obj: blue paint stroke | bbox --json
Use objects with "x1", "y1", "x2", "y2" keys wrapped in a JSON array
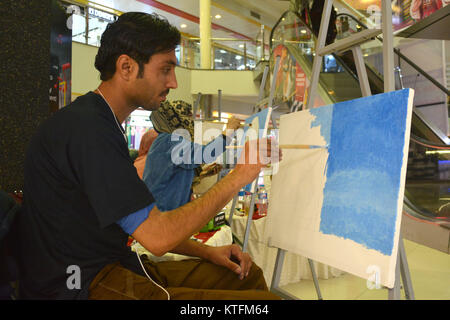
[
  {"x1": 309, "y1": 106, "x2": 333, "y2": 176},
  {"x1": 310, "y1": 105, "x2": 333, "y2": 145},
  {"x1": 309, "y1": 144, "x2": 329, "y2": 149},
  {"x1": 319, "y1": 89, "x2": 411, "y2": 256}
]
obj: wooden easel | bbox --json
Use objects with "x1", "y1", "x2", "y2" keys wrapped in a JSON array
[
  {"x1": 269, "y1": 0, "x2": 415, "y2": 300},
  {"x1": 225, "y1": 55, "x2": 324, "y2": 298}
]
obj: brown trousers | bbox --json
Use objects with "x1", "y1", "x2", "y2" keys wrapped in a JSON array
[{"x1": 88, "y1": 256, "x2": 281, "y2": 300}]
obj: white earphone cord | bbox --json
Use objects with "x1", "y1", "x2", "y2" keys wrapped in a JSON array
[
  {"x1": 136, "y1": 252, "x2": 170, "y2": 300},
  {"x1": 96, "y1": 88, "x2": 128, "y2": 143}
]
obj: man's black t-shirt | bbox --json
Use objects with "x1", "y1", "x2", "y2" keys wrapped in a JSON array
[{"x1": 17, "y1": 92, "x2": 154, "y2": 299}]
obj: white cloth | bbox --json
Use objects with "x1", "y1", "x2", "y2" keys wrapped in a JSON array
[{"x1": 230, "y1": 215, "x2": 345, "y2": 287}]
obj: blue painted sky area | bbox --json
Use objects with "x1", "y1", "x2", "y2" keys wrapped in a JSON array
[
  {"x1": 318, "y1": 89, "x2": 411, "y2": 256},
  {"x1": 310, "y1": 105, "x2": 333, "y2": 145}
]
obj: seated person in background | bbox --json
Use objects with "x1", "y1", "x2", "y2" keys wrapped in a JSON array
[
  {"x1": 143, "y1": 100, "x2": 241, "y2": 211},
  {"x1": 134, "y1": 129, "x2": 158, "y2": 179}
]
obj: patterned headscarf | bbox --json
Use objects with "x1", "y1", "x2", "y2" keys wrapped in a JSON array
[{"x1": 150, "y1": 100, "x2": 194, "y2": 139}]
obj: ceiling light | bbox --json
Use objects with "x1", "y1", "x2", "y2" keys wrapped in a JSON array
[
  {"x1": 426, "y1": 150, "x2": 450, "y2": 155},
  {"x1": 235, "y1": 55, "x2": 242, "y2": 60},
  {"x1": 239, "y1": 44, "x2": 244, "y2": 48},
  {"x1": 180, "y1": 24, "x2": 187, "y2": 28},
  {"x1": 215, "y1": 14, "x2": 221, "y2": 19},
  {"x1": 300, "y1": 29, "x2": 307, "y2": 34},
  {"x1": 220, "y1": 49, "x2": 226, "y2": 54}
]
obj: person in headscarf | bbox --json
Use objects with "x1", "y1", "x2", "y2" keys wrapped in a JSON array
[
  {"x1": 143, "y1": 100, "x2": 240, "y2": 212},
  {"x1": 134, "y1": 129, "x2": 159, "y2": 179}
]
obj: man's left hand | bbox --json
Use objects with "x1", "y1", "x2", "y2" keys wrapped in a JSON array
[{"x1": 206, "y1": 244, "x2": 252, "y2": 280}]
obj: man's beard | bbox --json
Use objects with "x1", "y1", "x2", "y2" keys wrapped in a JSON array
[{"x1": 138, "y1": 90, "x2": 170, "y2": 111}]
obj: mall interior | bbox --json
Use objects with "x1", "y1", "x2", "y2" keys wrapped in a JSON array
[{"x1": 0, "y1": 0, "x2": 449, "y2": 300}]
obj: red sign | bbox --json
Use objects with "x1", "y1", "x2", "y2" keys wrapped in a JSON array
[{"x1": 295, "y1": 62, "x2": 306, "y2": 102}]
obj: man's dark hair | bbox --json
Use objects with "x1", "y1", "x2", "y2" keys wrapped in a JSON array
[{"x1": 95, "y1": 12, "x2": 181, "y2": 81}]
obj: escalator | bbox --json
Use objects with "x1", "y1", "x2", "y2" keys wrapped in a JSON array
[{"x1": 267, "y1": 8, "x2": 450, "y2": 253}]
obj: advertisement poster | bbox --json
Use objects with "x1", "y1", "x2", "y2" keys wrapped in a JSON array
[
  {"x1": 351, "y1": 0, "x2": 449, "y2": 31},
  {"x1": 272, "y1": 44, "x2": 307, "y2": 112},
  {"x1": 50, "y1": 0, "x2": 72, "y2": 112},
  {"x1": 391, "y1": 0, "x2": 448, "y2": 30},
  {"x1": 295, "y1": 63, "x2": 307, "y2": 103}
]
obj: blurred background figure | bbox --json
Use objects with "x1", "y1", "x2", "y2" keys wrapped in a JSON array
[{"x1": 134, "y1": 129, "x2": 159, "y2": 179}]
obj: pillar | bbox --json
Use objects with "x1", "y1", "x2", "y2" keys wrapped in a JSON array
[
  {"x1": 199, "y1": 0, "x2": 211, "y2": 69},
  {"x1": 0, "y1": 0, "x2": 52, "y2": 192}
]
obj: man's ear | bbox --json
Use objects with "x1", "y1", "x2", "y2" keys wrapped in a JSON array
[{"x1": 116, "y1": 54, "x2": 138, "y2": 81}]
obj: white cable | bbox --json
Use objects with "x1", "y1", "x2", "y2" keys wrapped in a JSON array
[{"x1": 136, "y1": 251, "x2": 170, "y2": 300}]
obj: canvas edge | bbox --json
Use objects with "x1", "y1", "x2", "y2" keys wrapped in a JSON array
[{"x1": 385, "y1": 88, "x2": 415, "y2": 289}]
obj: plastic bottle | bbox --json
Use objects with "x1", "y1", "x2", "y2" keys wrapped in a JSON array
[
  {"x1": 243, "y1": 191, "x2": 252, "y2": 216},
  {"x1": 237, "y1": 190, "x2": 245, "y2": 213},
  {"x1": 256, "y1": 185, "x2": 268, "y2": 217}
]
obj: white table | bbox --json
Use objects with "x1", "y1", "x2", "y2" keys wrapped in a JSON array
[{"x1": 230, "y1": 214, "x2": 345, "y2": 287}]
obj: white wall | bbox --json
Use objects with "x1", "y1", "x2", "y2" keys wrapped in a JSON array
[{"x1": 71, "y1": 42, "x2": 101, "y2": 100}]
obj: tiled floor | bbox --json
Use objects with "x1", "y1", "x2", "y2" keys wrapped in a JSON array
[{"x1": 279, "y1": 239, "x2": 450, "y2": 300}]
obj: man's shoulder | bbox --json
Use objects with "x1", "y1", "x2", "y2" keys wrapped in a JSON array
[
  {"x1": 49, "y1": 92, "x2": 110, "y2": 130},
  {"x1": 30, "y1": 92, "x2": 107, "y2": 149},
  {"x1": 61, "y1": 92, "x2": 102, "y2": 116},
  {"x1": 45, "y1": 92, "x2": 98, "y2": 121}
]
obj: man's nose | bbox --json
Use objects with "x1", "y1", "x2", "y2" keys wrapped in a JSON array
[{"x1": 167, "y1": 72, "x2": 178, "y2": 89}]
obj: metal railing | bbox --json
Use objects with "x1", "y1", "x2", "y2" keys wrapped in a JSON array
[{"x1": 178, "y1": 36, "x2": 257, "y2": 70}]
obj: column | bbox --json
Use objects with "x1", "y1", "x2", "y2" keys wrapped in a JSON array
[
  {"x1": 0, "y1": 0, "x2": 52, "y2": 192},
  {"x1": 382, "y1": 0, "x2": 395, "y2": 92},
  {"x1": 199, "y1": 0, "x2": 211, "y2": 69}
]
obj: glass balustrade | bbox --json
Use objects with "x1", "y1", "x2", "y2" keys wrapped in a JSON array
[{"x1": 269, "y1": 10, "x2": 362, "y2": 113}]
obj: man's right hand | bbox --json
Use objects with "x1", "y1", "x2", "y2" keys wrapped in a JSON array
[{"x1": 233, "y1": 138, "x2": 281, "y2": 187}]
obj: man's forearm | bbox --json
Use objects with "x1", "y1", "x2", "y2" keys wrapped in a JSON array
[
  {"x1": 162, "y1": 168, "x2": 243, "y2": 242},
  {"x1": 169, "y1": 238, "x2": 211, "y2": 260},
  {"x1": 133, "y1": 168, "x2": 245, "y2": 256}
]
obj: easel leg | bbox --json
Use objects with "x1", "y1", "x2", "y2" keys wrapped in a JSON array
[
  {"x1": 351, "y1": 46, "x2": 372, "y2": 97},
  {"x1": 399, "y1": 238, "x2": 415, "y2": 300},
  {"x1": 388, "y1": 236, "x2": 415, "y2": 300},
  {"x1": 227, "y1": 195, "x2": 238, "y2": 229},
  {"x1": 270, "y1": 248, "x2": 285, "y2": 292},
  {"x1": 381, "y1": 0, "x2": 396, "y2": 92},
  {"x1": 308, "y1": 259, "x2": 323, "y2": 300},
  {"x1": 304, "y1": 0, "x2": 333, "y2": 110},
  {"x1": 242, "y1": 184, "x2": 258, "y2": 252},
  {"x1": 270, "y1": 248, "x2": 299, "y2": 300},
  {"x1": 388, "y1": 245, "x2": 402, "y2": 300},
  {"x1": 267, "y1": 56, "x2": 281, "y2": 110}
]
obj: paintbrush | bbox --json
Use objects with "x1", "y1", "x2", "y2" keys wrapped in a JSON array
[{"x1": 226, "y1": 144, "x2": 329, "y2": 149}]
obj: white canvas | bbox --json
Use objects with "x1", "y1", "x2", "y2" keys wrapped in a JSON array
[{"x1": 264, "y1": 89, "x2": 414, "y2": 288}]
